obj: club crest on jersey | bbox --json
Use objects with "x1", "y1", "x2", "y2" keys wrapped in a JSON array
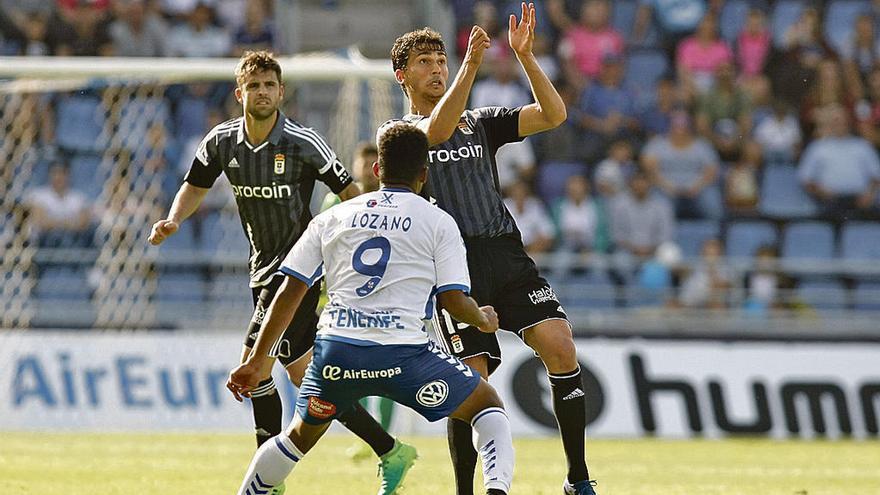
[
  {"x1": 274, "y1": 153, "x2": 285, "y2": 174},
  {"x1": 457, "y1": 119, "x2": 473, "y2": 135}
]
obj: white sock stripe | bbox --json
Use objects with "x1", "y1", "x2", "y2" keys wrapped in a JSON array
[
  {"x1": 250, "y1": 379, "x2": 277, "y2": 397},
  {"x1": 549, "y1": 366, "x2": 582, "y2": 380},
  {"x1": 274, "y1": 435, "x2": 304, "y2": 462},
  {"x1": 471, "y1": 407, "x2": 507, "y2": 427}
]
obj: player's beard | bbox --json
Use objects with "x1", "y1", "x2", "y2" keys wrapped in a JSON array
[{"x1": 248, "y1": 103, "x2": 278, "y2": 121}]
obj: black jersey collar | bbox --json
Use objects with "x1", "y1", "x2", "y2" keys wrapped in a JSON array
[{"x1": 236, "y1": 111, "x2": 288, "y2": 147}]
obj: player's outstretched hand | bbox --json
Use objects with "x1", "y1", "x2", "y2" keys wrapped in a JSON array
[
  {"x1": 148, "y1": 219, "x2": 178, "y2": 245},
  {"x1": 465, "y1": 25, "x2": 491, "y2": 67},
  {"x1": 477, "y1": 305, "x2": 499, "y2": 333},
  {"x1": 227, "y1": 362, "x2": 264, "y2": 402},
  {"x1": 509, "y1": 2, "x2": 536, "y2": 57}
]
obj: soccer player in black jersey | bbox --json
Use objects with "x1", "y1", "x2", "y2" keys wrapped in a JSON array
[
  {"x1": 386, "y1": 4, "x2": 599, "y2": 495},
  {"x1": 148, "y1": 51, "x2": 416, "y2": 495}
]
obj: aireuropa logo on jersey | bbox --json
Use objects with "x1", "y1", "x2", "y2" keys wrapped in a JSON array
[
  {"x1": 321, "y1": 365, "x2": 403, "y2": 381},
  {"x1": 230, "y1": 183, "x2": 293, "y2": 199}
]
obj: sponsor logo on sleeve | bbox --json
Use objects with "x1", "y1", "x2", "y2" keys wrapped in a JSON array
[{"x1": 307, "y1": 396, "x2": 337, "y2": 419}]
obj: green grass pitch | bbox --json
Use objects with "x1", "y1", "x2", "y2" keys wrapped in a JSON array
[{"x1": 1, "y1": 433, "x2": 878, "y2": 494}]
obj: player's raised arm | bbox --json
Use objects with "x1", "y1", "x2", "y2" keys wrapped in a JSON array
[
  {"x1": 510, "y1": 2, "x2": 567, "y2": 137},
  {"x1": 227, "y1": 276, "x2": 308, "y2": 400},
  {"x1": 148, "y1": 182, "x2": 209, "y2": 245}
]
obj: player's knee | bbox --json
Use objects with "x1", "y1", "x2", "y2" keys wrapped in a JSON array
[
  {"x1": 533, "y1": 331, "x2": 578, "y2": 372},
  {"x1": 474, "y1": 380, "x2": 504, "y2": 410}
]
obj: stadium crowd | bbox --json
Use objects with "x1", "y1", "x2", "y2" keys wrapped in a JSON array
[{"x1": 5, "y1": 0, "x2": 880, "y2": 316}]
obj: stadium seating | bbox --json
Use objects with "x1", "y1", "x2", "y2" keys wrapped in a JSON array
[
  {"x1": 55, "y1": 95, "x2": 104, "y2": 153},
  {"x1": 781, "y1": 222, "x2": 835, "y2": 259},
  {"x1": 758, "y1": 165, "x2": 818, "y2": 219},
  {"x1": 726, "y1": 221, "x2": 777, "y2": 258},
  {"x1": 771, "y1": 0, "x2": 807, "y2": 47},
  {"x1": 69, "y1": 155, "x2": 105, "y2": 199},
  {"x1": 612, "y1": 0, "x2": 639, "y2": 39},
  {"x1": 824, "y1": 0, "x2": 871, "y2": 54},
  {"x1": 676, "y1": 220, "x2": 720, "y2": 258},
  {"x1": 155, "y1": 270, "x2": 208, "y2": 302},
  {"x1": 34, "y1": 266, "x2": 92, "y2": 301},
  {"x1": 840, "y1": 222, "x2": 880, "y2": 259},
  {"x1": 719, "y1": 0, "x2": 754, "y2": 42},
  {"x1": 174, "y1": 97, "x2": 209, "y2": 140},
  {"x1": 116, "y1": 96, "x2": 172, "y2": 154},
  {"x1": 555, "y1": 271, "x2": 617, "y2": 309},
  {"x1": 795, "y1": 280, "x2": 848, "y2": 311},
  {"x1": 624, "y1": 49, "x2": 669, "y2": 108},
  {"x1": 156, "y1": 220, "x2": 198, "y2": 254},
  {"x1": 853, "y1": 281, "x2": 880, "y2": 311}
]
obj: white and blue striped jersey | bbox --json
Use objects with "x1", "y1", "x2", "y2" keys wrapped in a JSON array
[{"x1": 280, "y1": 188, "x2": 470, "y2": 345}]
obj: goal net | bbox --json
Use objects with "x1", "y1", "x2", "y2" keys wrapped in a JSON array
[{"x1": 0, "y1": 52, "x2": 400, "y2": 329}]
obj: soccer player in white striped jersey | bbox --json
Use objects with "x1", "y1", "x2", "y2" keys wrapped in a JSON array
[{"x1": 228, "y1": 124, "x2": 515, "y2": 495}]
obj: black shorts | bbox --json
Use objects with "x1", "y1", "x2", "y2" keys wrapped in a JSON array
[
  {"x1": 432, "y1": 234, "x2": 569, "y2": 375},
  {"x1": 245, "y1": 274, "x2": 321, "y2": 367}
]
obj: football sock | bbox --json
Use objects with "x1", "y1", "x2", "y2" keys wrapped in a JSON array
[
  {"x1": 236, "y1": 434, "x2": 303, "y2": 495},
  {"x1": 378, "y1": 397, "x2": 395, "y2": 430},
  {"x1": 336, "y1": 403, "x2": 395, "y2": 457},
  {"x1": 549, "y1": 367, "x2": 590, "y2": 483},
  {"x1": 448, "y1": 417, "x2": 478, "y2": 495},
  {"x1": 250, "y1": 377, "x2": 283, "y2": 447},
  {"x1": 471, "y1": 407, "x2": 514, "y2": 494}
]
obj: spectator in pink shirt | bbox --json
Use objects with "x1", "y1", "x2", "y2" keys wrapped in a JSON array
[
  {"x1": 736, "y1": 8, "x2": 770, "y2": 77},
  {"x1": 557, "y1": 0, "x2": 624, "y2": 84},
  {"x1": 676, "y1": 15, "x2": 733, "y2": 94}
]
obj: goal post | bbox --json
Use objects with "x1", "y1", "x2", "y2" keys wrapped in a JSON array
[{"x1": 0, "y1": 50, "x2": 400, "y2": 330}]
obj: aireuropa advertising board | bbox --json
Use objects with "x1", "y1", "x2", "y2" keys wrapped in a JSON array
[{"x1": 1, "y1": 331, "x2": 877, "y2": 438}]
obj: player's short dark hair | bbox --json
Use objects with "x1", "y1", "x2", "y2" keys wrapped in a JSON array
[
  {"x1": 377, "y1": 124, "x2": 428, "y2": 184},
  {"x1": 390, "y1": 28, "x2": 446, "y2": 95},
  {"x1": 235, "y1": 50, "x2": 282, "y2": 87}
]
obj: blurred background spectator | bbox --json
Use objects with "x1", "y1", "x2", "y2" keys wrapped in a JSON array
[
  {"x1": 798, "y1": 104, "x2": 880, "y2": 219},
  {"x1": 166, "y1": 3, "x2": 231, "y2": 57},
  {"x1": 678, "y1": 238, "x2": 731, "y2": 309},
  {"x1": 725, "y1": 140, "x2": 762, "y2": 216},
  {"x1": 504, "y1": 180, "x2": 556, "y2": 256},
  {"x1": 676, "y1": 14, "x2": 732, "y2": 95},
  {"x1": 641, "y1": 110, "x2": 721, "y2": 219},
  {"x1": 551, "y1": 175, "x2": 609, "y2": 276},
  {"x1": 574, "y1": 53, "x2": 640, "y2": 163},
  {"x1": 556, "y1": 0, "x2": 624, "y2": 86},
  {"x1": 109, "y1": 0, "x2": 169, "y2": 57},
  {"x1": 8, "y1": 0, "x2": 880, "y2": 320},
  {"x1": 26, "y1": 162, "x2": 94, "y2": 248},
  {"x1": 610, "y1": 171, "x2": 675, "y2": 259}
]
